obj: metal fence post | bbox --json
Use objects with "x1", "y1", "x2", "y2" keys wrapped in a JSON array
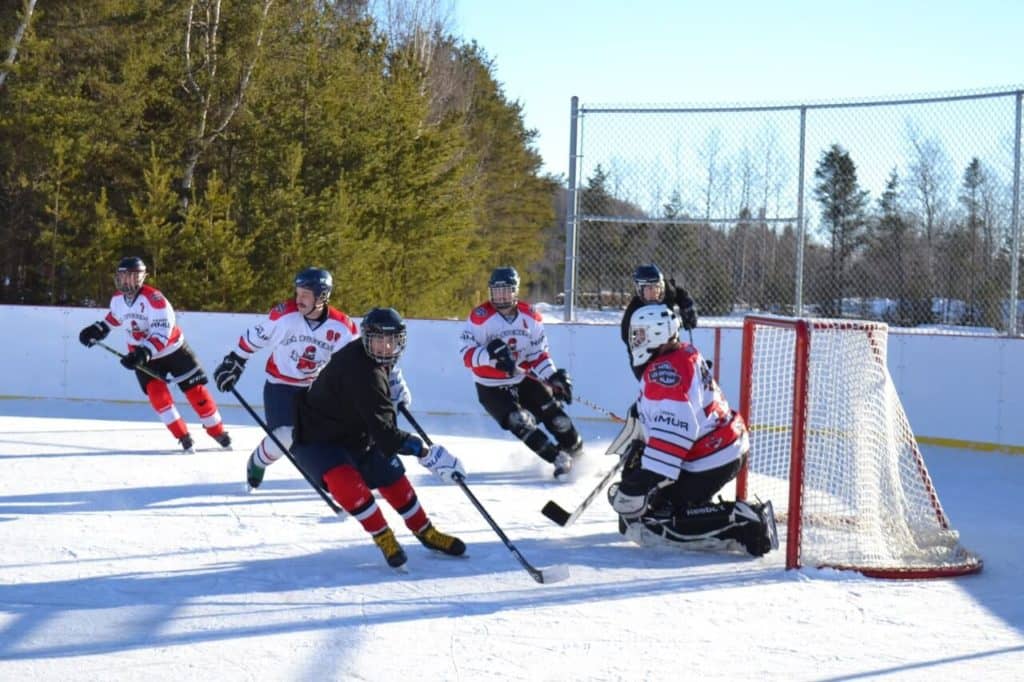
[
  {"x1": 795, "y1": 106, "x2": 807, "y2": 316},
  {"x1": 563, "y1": 95, "x2": 580, "y2": 322},
  {"x1": 1009, "y1": 91, "x2": 1022, "y2": 336}
]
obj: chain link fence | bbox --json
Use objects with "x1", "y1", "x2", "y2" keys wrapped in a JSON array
[{"x1": 562, "y1": 88, "x2": 1024, "y2": 334}]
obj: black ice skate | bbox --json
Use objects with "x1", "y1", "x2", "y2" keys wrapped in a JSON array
[{"x1": 178, "y1": 434, "x2": 196, "y2": 453}]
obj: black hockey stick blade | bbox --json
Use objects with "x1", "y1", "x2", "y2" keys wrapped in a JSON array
[
  {"x1": 541, "y1": 500, "x2": 572, "y2": 526},
  {"x1": 540, "y1": 457, "x2": 625, "y2": 528}
]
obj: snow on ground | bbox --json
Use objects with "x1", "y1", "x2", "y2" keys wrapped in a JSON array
[{"x1": 1, "y1": 398, "x2": 1022, "y2": 681}]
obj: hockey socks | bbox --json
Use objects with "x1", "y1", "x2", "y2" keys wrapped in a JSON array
[
  {"x1": 323, "y1": 465, "x2": 388, "y2": 535},
  {"x1": 183, "y1": 384, "x2": 226, "y2": 438},
  {"x1": 145, "y1": 380, "x2": 189, "y2": 439}
]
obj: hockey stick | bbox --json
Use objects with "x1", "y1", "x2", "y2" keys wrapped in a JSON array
[
  {"x1": 540, "y1": 405, "x2": 642, "y2": 526},
  {"x1": 398, "y1": 404, "x2": 569, "y2": 585},
  {"x1": 541, "y1": 458, "x2": 625, "y2": 527},
  {"x1": 231, "y1": 387, "x2": 345, "y2": 516},
  {"x1": 574, "y1": 395, "x2": 626, "y2": 423},
  {"x1": 522, "y1": 372, "x2": 625, "y2": 423},
  {"x1": 93, "y1": 340, "x2": 164, "y2": 381}
]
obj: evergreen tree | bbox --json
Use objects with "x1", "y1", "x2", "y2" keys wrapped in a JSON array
[{"x1": 812, "y1": 144, "x2": 869, "y2": 317}]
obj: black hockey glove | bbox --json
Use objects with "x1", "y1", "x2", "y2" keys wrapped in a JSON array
[
  {"x1": 485, "y1": 338, "x2": 517, "y2": 376},
  {"x1": 548, "y1": 368, "x2": 573, "y2": 404},
  {"x1": 213, "y1": 352, "x2": 247, "y2": 392},
  {"x1": 120, "y1": 345, "x2": 152, "y2": 370},
  {"x1": 79, "y1": 320, "x2": 110, "y2": 347},
  {"x1": 678, "y1": 292, "x2": 698, "y2": 331}
]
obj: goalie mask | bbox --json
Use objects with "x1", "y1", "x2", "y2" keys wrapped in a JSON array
[
  {"x1": 633, "y1": 264, "x2": 665, "y2": 303},
  {"x1": 115, "y1": 256, "x2": 147, "y2": 298},
  {"x1": 628, "y1": 304, "x2": 680, "y2": 367},
  {"x1": 361, "y1": 307, "x2": 407, "y2": 366},
  {"x1": 488, "y1": 266, "x2": 520, "y2": 312}
]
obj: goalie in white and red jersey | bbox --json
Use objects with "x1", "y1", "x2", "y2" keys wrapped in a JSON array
[
  {"x1": 78, "y1": 256, "x2": 231, "y2": 453},
  {"x1": 459, "y1": 266, "x2": 584, "y2": 481},
  {"x1": 212, "y1": 267, "x2": 391, "y2": 491},
  {"x1": 608, "y1": 304, "x2": 778, "y2": 556}
]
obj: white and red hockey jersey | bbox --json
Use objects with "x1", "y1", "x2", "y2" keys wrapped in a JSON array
[
  {"x1": 459, "y1": 301, "x2": 559, "y2": 387},
  {"x1": 104, "y1": 285, "x2": 184, "y2": 359},
  {"x1": 233, "y1": 301, "x2": 357, "y2": 386},
  {"x1": 636, "y1": 343, "x2": 748, "y2": 479}
]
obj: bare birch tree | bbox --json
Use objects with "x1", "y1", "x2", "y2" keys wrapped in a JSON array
[
  {"x1": 0, "y1": 0, "x2": 38, "y2": 91},
  {"x1": 179, "y1": 0, "x2": 274, "y2": 210}
]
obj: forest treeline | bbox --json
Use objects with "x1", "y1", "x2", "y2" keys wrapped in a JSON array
[{"x1": 0, "y1": 1, "x2": 561, "y2": 316}]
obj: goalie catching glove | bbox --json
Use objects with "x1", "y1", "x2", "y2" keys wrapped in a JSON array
[
  {"x1": 213, "y1": 352, "x2": 247, "y2": 392},
  {"x1": 418, "y1": 443, "x2": 466, "y2": 483}
]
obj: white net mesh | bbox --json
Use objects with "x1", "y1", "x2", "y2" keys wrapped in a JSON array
[{"x1": 742, "y1": 316, "x2": 981, "y2": 577}]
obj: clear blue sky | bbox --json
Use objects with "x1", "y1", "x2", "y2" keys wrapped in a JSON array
[{"x1": 454, "y1": 1, "x2": 1024, "y2": 179}]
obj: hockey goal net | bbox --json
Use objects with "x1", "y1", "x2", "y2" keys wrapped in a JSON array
[{"x1": 736, "y1": 315, "x2": 982, "y2": 578}]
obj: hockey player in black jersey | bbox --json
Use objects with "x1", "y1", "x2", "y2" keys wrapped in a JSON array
[
  {"x1": 291, "y1": 307, "x2": 466, "y2": 569},
  {"x1": 619, "y1": 264, "x2": 698, "y2": 378}
]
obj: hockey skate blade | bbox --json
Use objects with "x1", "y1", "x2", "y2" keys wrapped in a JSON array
[
  {"x1": 539, "y1": 564, "x2": 570, "y2": 584},
  {"x1": 541, "y1": 500, "x2": 571, "y2": 526}
]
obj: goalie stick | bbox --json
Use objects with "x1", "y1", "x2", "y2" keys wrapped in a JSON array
[
  {"x1": 541, "y1": 403, "x2": 643, "y2": 526},
  {"x1": 398, "y1": 404, "x2": 569, "y2": 585}
]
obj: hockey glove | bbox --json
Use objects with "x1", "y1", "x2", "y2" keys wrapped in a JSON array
[
  {"x1": 120, "y1": 345, "x2": 152, "y2": 370},
  {"x1": 418, "y1": 443, "x2": 466, "y2": 483},
  {"x1": 214, "y1": 352, "x2": 247, "y2": 392},
  {"x1": 388, "y1": 365, "x2": 412, "y2": 408},
  {"x1": 485, "y1": 338, "x2": 517, "y2": 376},
  {"x1": 678, "y1": 292, "x2": 698, "y2": 331},
  {"x1": 548, "y1": 368, "x2": 573, "y2": 404},
  {"x1": 79, "y1": 320, "x2": 110, "y2": 347}
]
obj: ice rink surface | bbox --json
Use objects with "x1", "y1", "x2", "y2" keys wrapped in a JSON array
[{"x1": 1, "y1": 398, "x2": 1022, "y2": 681}]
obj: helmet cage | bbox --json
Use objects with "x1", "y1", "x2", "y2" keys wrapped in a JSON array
[
  {"x1": 629, "y1": 304, "x2": 680, "y2": 367},
  {"x1": 115, "y1": 257, "x2": 147, "y2": 297},
  {"x1": 488, "y1": 267, "x2": 520, "y2": 310},
  {"x1": 360, "y1": 308, "x2": 408, "y2": 366}
]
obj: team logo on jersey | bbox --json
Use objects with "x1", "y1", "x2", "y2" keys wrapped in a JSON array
[
  {"x1": 296, "y1": 345, "x2": 318, "y2": 373},
  {"x1": 474, "y1": 306, "x2": 487, "y2": 317},
  {"x1": 129, "y1": 321, "x2": 146, "y2": 341},
  {"x1": 649, "y1": 361, "x2": 680, "y2": 387}
]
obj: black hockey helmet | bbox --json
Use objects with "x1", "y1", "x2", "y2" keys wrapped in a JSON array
[
  {"x1": 294, "y1": 267, "x2": 333, "y2": 304},
  {"x1": 632, "y1": 263, "x2": 665, "y2": 301},
  {"x1": 488, "y1": 266, "x2": 520, "y2": 311},
  {"x1": 115, "y1": 256, "x2": 147, "y2": 296},
  {"x1": 361, "y1": 307, "x2": 407, "y2": 366}
]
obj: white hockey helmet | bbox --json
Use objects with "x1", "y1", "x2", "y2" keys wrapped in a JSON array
[{"x1": 628, "y1": 304, "x2": 680, "y2": 367}]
